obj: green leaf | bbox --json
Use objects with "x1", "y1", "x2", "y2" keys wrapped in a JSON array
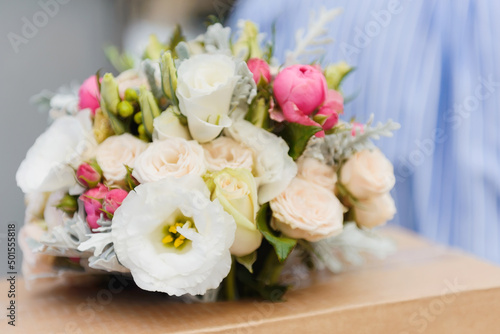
[
  {"x1": 256, "y1": 203, "x2": 297, "y2": 262},
  {"x1": 168, "y1": 24, "x2": 185, "y2": 56},
  {"x1": 139, "y1": 86, "x2": 161, "y2": 138},
  {"x1": 281, "y1": 122, "x2": 322, "y2": 160},
  {"x1": 236, "y1": 252, "x2": 257, "y2": 274},
  {"x1": 104, "y1": 45, "x2": 135, "y2": 72},
  {"x1": 324, "y1": 62, "x2": 354, "y2": 90},
  {"x1": 245, "y1": 97, "x2": 269, "y2": 129}
]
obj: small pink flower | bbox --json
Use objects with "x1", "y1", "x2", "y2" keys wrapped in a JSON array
[
  {"x1": 78, "y1": 75, "x2": 100, "y2": 115},
  {"x1": 247, "y1": 58, "x2": 271, "y2": 84},
  {"x1": 274, "y1": 65, "x2": 328, "y2": 116},
  {"x1": 76, "y1": 162, "x2": 102, "y2": 188},
  {"x1": 103, "y1": 189, "x2": 128, "y2": 215},
  {"x1": 80, "y1": 184, "x2": 108, "y2": 230},
  {"x1": 316, "y1": 89, "x2": 343, "y2": 132},
  {"x1": 351, "y1": 122, "x2": 365, "y2": 136}
]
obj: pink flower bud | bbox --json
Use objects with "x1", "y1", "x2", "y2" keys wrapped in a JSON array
[
  {"x1": 104, "y1": 189, "x2": 128, "y2": 215},
  {"x1": 274, "y1": 65, "x2": 328, "y2": 116},
  {"x1": 76, "y1": 162, "x2": 102, "y2": 188},
  {"x1": 247, "y1": 58, "x2": 271, "y2": 84},
  {"x1": 80, "y1": 184, "x2": 108, "y2": 230},
  {"x1": 78, "y1": 75, "x2": 101, "y2": 115},
  {"x1": 351, "y1": 122, "x2": 365, "y2": 136}
]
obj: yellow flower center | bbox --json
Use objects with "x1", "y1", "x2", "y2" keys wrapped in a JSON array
[{"x1": 161, "y1": 217, "x2": 196, "y2": 250}]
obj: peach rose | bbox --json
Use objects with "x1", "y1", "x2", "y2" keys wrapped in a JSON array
[
  {"x1": 270, "y1": 178, "x2": 344, "y2": 241},
  {"x1": 340, "y1": 149, "x2": 395, "y2": 200},
  {"x1": 132, "y1": 137, "x2": 206, "y2": 183},
  {"x1": 95, "y1": 134, "x2": 147, "y2": 185},
  {"x1": 297, "y1": 157, "x2": 337, "y2": 191},
  {"x1": 203, "y1": 137, "x2": 254, "y2": 172},
  {"x1": 354, "y1": 193, "x2": 396, "y2": 228}
]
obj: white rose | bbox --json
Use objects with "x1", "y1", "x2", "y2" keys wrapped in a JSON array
[
  {"x1": 203, "y1": 136, "x2": 254, "y2": 172},
  {"x1": 96, "y1": 133, "x2": 147, "y2": 185},
  {"x1": 354, "y1": 193, "x2": 396, "y2": 228},
  {"x1": 270, "y1": 178, "x2": 344, "y2": 242},
  {"x1": 225, "y1": 119, "x2": 297, "y2": 204},
  {"x1": 111, "y1": 175, "x2": 236, "y2": 296},
  {"x1": 340, "y1": 149, "x2": 395, "y2": 200},
  {"x1": 16, "y1": 112, "x2": 94, "y2": 193},
  {"x1": 132, "y1": 137, "x2": 206, "y2": 183},
  {"x1": 153, "y1": 108, "x2": 191, "y2": 141},
  {"x1": 297, "y1": 157, "x2": 337, "y2": 191},
  {"x1": 24, "y1": 192, "x2": 49, "y2": 225},
  {"x1": 176, "y1": 54, "x2": 240, "y2": 143}
]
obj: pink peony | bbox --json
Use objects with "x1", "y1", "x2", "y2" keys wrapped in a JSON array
[
  {"x1": 80, "y1": 184, "x2": 108, "y2": 230},
  {"x1": 76, "y1": 162, "x2": 102, "y2": 188},
  {"x1": 103, "y1": 189, "x2": 128, "y2": 215},
  {"x1": 247, "y1": 58, "x2": 271, "y2": 84},
  {"x1": 274, "y1": 65, "x2": 328, "y2": 116},
  {"x1": 273, "y1": 65, "x2": 343, "y2": 137},
  {"x1": 78, "y1": 75, "x2": 100, "y2": 115}
]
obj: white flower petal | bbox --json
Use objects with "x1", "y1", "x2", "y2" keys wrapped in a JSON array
[{"x1": 111, "y1": 175, "x2": 236, "y2": 296}]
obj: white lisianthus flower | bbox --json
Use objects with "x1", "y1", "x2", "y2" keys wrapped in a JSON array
[
  {"x1": 206, "y1": 168, "x2": 262, "y2": 257},
  {"x1": 297, "y1": 157, "x2": 337, "y2": 191},
  {"x1": 111, "y1": 175, "x2": 236, "y2": 296},
  {"x1": 270, "y1": 178, "x2": 344, "y2": 242},
  {"x1": 96, "y1": 133, "x2": 147, "y2": 185},
  {"x1": 16, "y1": 111, "x2": 94, "y2": 193},
  {"x1": 203, "y1": 136, "x2": 254, "y2": 172},
  {"x1": 225, "y1": 119, "x2": 297, "y2": 204},
  {"x1": 340, "y1": 149, "x2": 395, "y2": 200},
  {"x1": 176, "y1": 54, "x2": 240, "y2": 143},
  {"x1": 132, "y1": 137, "x2": 206, "y2": 183},
  {"x1": 354, "y1": 193, "x2": 396, "y2": 228},
  {"x1": 153, "y1": 108, "x2": 191, "y2": 141}
]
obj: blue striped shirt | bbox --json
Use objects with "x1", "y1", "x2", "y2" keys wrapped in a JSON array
[{"x1": 229, "y1": 0, "x2": 500, "y2": 263}]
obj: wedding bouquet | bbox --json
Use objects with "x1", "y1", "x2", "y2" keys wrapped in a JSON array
[{"x1": 17, "y1": 9, "x2": 400, "y2": 301}]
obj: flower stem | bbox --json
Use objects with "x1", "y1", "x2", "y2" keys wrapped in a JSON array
[{"x1": 226, "y1": 258, "x2": 237, "y2": 301}]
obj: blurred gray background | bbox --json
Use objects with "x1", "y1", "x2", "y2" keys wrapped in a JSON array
[{"x1": 0, "y1": 0, "x2": 231, "y2": 276}]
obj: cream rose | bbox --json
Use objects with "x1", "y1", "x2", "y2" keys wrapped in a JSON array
[
  {"x1": 132, "y1": 137, "x2": 206, "y2": 183},
  {"x1": 96, "y1": 134, "x2": 147, "y2": 185},
  {"x1": 206, "y1": 168, "x2": 262, "y2": 257},
  {"x1": 176, "y1": 54, "x2": 240, "y2": 143},
  {"x1": 270, "y1": 178, "x2": 344, "y2": 241},
  {"x1": 153, "y1": 107, "x2": 191, "y2": 141},
  {"x1": 354, "y1": 193, "x2": 396, "y2": 228},
  {"x1": 203, "y1": 136, "x2": 254, "y2": 172},
  {"x1": 340, "y1": 149, "x2": 395, "y2": 200},
  {"x1": 297, "y1": 157, "x2": 337, "y2": 191}
]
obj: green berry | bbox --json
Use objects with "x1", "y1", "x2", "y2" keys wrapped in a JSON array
[
  {"x1": 124, "y1": 88, "x2": 138, "y2": 102},
  {"x1": 134, "y1": 111, "x2": 143, "y2": 124},
  {"x1": 117, "y1": 100, "x2": 134, "y2": 118}
]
